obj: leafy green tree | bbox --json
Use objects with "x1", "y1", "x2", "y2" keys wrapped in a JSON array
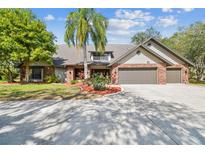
[
  {"x1": 162, "y1": 22, "x2": 205, "y2": 81},
  {"x1": 64, "y1": 8, "x2": 108, "y2": 79},
  {"x1": 131, "y1": 27, "x2": 161, "y2": 44},
  {"x1": 0, "y1": 9, "x2": 56, "y2": 82}
]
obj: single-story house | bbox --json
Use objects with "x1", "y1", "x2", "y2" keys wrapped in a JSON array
[{"x1": 20, "y1": 37, "x2": 194, "y2": 84}]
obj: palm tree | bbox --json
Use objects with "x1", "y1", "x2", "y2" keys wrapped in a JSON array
[{"x1": 64, "y1": 8, "x2": 108, "y2": 79}]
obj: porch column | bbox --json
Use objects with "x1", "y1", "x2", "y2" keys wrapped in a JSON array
[
  {"x1": 87, "y1": 68, "x2": 91, "y2": 78},
  {"x1": 67, "y1": 66, "x2": 74, "y2": 82},
  {"x1": 111, "y1": 64, "x2": 119, "y2": 84}
]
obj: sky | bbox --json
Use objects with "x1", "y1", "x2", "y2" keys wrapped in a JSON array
[{"x1": 31, "y1": 8, "x2": 205, "y2": 44}]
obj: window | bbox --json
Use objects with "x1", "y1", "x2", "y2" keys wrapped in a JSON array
[
  {"x1": 31, "y1": 67, "x2": 43, "y2": 80},
  {"x1": 92, "y1": 53, "x2": 110, "y2": 62}
]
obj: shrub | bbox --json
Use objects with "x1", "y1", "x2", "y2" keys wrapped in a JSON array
[
  {"x1": 91, "y1": 73, "x2": 110, "y2": 91},
  {"x1": 70, "y1": 80, "x2": 78, "y2": 85},
  {"x1": 83, "y1": 78, "x2": 92, "y2": 86},
  {"x1": 0, "y1": 67, "x2": 19, "y2": 82},
  {"x1": 44, "y1": 74, "x2": 60, "y2": 83}
]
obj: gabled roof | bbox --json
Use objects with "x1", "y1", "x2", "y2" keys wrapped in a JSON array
[
  {"x1": 140, "y1": 45, "x2": 173, "y2": 65},
  {"x1": 53, "y1": 44, "x2": 134, "y2": 67},
  {"x1": 144, "y1": 37, "x2": 194, "y2": 66},
  {"x1": 53, "y1": 37, "x2": 194, "y2": 67},
  {"x1": 108, "y1": 37, "x2": 194, "y2": 66}
]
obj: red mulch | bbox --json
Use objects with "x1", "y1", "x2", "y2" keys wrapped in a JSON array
[
  {"x1": 65, "y1": 82, "x2": 83, "y2": 87},
  {"x1": 0, "y1": 82, "x2": 20, "y2": 85},
  {"x1": 80, "y1": 84, "x2": 121, "y2": 95}
]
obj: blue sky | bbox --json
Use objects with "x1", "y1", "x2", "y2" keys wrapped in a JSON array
[{"x1": 32, "y1": 8, "x2": 205, "y2": 44}]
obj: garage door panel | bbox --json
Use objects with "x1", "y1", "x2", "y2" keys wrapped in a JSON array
[
  {"x1": 119, "y1": 68, "x2": 157, "y2": 84},
  {"x1": 167, "y1": 69, "x2": 181, "y2": 83}
]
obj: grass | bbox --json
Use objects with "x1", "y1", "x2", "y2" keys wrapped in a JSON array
[
  {"x1": 0, "y1": 83, "x2": 99, "y2": 101},
  {"x1": 0, "y1": 80, "x2": 7, "y2": 83},
  {"x1": 189, "y1": 79, "x2": 205, "y2": 86}
]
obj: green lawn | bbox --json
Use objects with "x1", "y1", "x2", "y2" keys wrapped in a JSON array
[
  {"x1": 0, "y1": 80, "x2": 7, "y2": 83},
  {"x1": 189, "y1": 79, "x2": 205, "y2": 86},
  {"x1": 0, "y1": 83, "x2": 98, "y2": 101}
]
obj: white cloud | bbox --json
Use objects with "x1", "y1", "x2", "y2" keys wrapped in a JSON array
[
  {"x1": 115, "y1": 9, "x2": 154, "y2": 21},
  {"x1": 107, "y1": 30, "x2": 137, "y2": 37},
  {"x1": 177, "y1": 10, "x2": 181, "y2": 14},
  {"x1": 182, "y1": 8, "x2": 194, "y2": 12},
  {"x1": 157, "y1": 16, "x2": 178, "y2": 27},
  {"x1": 162, "y1": 8, "x2": 173, "y2": 13},
  {"x1": 44, "y1": 14, "x2": 55, "y2": 21},
  {"x1": 58, "y1": 17, "x2": 66, "y2": 21},
  {"x1": 109, "y1": 18, "x2": 145, "y2": 30}
]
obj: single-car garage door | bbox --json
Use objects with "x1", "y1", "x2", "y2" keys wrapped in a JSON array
[
  {"x1": 119, "y1": 68, "x2": 157, "y2": 84},
  {"x1": 167, "y1": 68, "x2": 181, "y2": 83}
]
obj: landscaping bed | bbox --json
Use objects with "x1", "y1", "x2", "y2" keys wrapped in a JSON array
[
  {"x1": 80, "y1": 84, "x2": 121, "y2": 95},
  {"x1": 66, "y1": 74, "x2": 122, "y2": 95},
  {"x1": 0, "y1": 82, "x2": 19, "y2": 85}
]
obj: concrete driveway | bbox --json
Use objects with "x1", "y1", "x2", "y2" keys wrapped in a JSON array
[
  {"x1": 0, "y1": 84, "x2": 204, "y2": 144},
  {"x1": 122, "y1": 84, "x2": 205, "y2": 112}
]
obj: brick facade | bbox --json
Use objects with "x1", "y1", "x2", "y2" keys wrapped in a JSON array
[
  {"x1": 21, "y1": 63, "x2": 189, "y2": 84},
  {"x1": 44, "y1": 66, "x2": 55, "y2": 77},
  {"x1": 20, "y1": 66, "x2": 54, "y2": 82},
  {"x1": 110, "y1": 63, "x2": 189, "y2": 84}
]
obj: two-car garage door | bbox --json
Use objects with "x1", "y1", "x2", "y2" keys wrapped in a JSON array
[
  {"x1": 119, "y1": 68, "x2": 157, "y2": 84},
  {"x1": 118, "y1": 68, "x2": 181, "y2": 84}
]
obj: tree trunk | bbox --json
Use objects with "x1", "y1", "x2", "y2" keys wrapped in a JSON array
[
  {"x1": 25, "y1": 63, "x2": 30, "y2": 82},
  {"x1": 8, "y1": 72, "x2": 13, "y2": 83},
  {"x1": 196, "y1": 67, "x2": 204, "y2": 81},
  {"x1": 83, "y1": 44, "x2": 88, "y2": 79},
  {"x1": 7, "y1": 67, "x2": 13, "y2": 83}
]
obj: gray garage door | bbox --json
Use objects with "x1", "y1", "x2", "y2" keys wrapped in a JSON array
[
  {"x1": 167, "y1": 68, "x2": 181, "y2": 83},
  {"x1": 119, "y1": 68, "x2": 157, "y2": 84}
]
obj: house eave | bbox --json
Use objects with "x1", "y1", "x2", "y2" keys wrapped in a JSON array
[{"x1": 144, "y1": 37, "x2": 195, "y2": 67}]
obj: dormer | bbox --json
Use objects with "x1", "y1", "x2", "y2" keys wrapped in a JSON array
[{"x1": 90, "y1": 51, "x2": 113, "y2": 62}]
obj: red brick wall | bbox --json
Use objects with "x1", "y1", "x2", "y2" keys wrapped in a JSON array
[
  {"x1": 158, "y1": 63, "x2": 167, "y2": 84},
  {"x1": 44, "y1": 66, "x2": 55, "y2": 79},
  {"x1": 111, "y1": 63, "x2": 167, "y2": 84},
  {"x1": 110, "y1": 63, "x2": 189, "y2": 84},
  {"x1": 67, "y1": 64, "x2": 189, "y2": 84},
  {"x1": 20, "y1": 66, "x2": 54, "y2": 82}
]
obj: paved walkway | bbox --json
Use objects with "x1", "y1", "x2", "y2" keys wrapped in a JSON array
[{"x1": 0, "y1": 84, "x2": 204, "y2": 144}]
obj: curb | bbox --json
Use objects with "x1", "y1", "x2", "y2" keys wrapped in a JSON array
[
  {"x1": 79, "y1": 85, "x2": 124, "y2": 96},
  {"x1": 102, "y1": 86, "x2": 124, "y2": 97}
]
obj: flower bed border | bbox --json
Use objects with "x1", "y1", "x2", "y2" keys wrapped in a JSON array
[{"x1": 74, "y1": 83, "x2": 122, "y2": 95}]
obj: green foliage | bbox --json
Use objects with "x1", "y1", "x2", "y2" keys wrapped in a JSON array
[
  {"x1": 162, "y1": 22, "x2": 205, "y2": 81},
  {"x1": 131, "y1": 27, "x2": 161, "y2": 44},
  {"x1": 64, "y1": 9, "x2": 108, "y2": 79},
  {"x1": 0, "y1": 9, "x2": 56, "y2": 82},
  {"x1": 83, "y1": 78, "x2": 93, "y2": 86},
  {"x1": 44, "y1": 74, "x2": 60, "y2": 83},
  {"x1": 0, "y1": 65, "x2": 19, "y2": 82},
  {"x1": 65, "y1": 8, "x2": 108, "y2": 52},
  {"x1": 91, "y1": 73, "x2": 110, "y2": 91},
  {"x1": 70, "y1": 80, "x2": 78, "y2": 85}
]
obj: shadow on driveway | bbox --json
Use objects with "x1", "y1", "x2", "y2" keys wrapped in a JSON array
[{"x1": 0, "y1": 93, "x2": 204, "y2": 144}]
